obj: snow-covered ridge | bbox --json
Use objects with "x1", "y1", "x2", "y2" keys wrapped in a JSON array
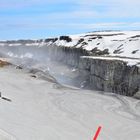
[
  {"x1": 43, "y1": 31, "x2": 140, "y2": 60},
  {"x1": 0, "y1": 31, "x2": 140, "y2": 65}
]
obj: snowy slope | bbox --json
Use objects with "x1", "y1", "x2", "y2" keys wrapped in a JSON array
[{"x1": 45, "y1": 31, "x2": 140, "y2": 59}]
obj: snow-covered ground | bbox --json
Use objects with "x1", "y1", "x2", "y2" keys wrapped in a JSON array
[
  {"x1": 47, "y1": 31, "x2": 140, "y2": 59},
  {"x1": 0, "y1": 31, "x2": 140, "y2": 66},
  {"x1": 0, "y1": 65, "x2": 140, "y2": 140}
]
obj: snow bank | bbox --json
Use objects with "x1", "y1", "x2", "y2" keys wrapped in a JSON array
[
  {"x1": 47, "y1": 31, "x2": 140, "y2": 60},
  {"x1": 0, "y1": 129, "x2": 16, "y2": 140}
]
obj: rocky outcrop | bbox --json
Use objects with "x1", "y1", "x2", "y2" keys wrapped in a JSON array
[
  {"x1": 43, "y1": 45, "x2": 140, "y2": 97},
  {"x1": 45, "y1": 45, "x2": 90, "y2": 67},
  {"x1": 79, "y1": 57, "x2": 140, "y2": 97}
]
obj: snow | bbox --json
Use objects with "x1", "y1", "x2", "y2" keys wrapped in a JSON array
[
  {"x1": 54, "y1": 38, "x2": 77, "y2": 47},
  {"x1": 0, "y1": 65, "x2": 139, "y2": 140},
  {"x1": 39, "y1": 30, "x2": 139, "y2": 66},
  {"x1": 48, "y1": 31, "x2": 140, "y2": 61},
  {"x1": 0, "y1": 129, "x2": 16, "y2": 140},
  {"x1": 0, "y1": 31, "x2": 140, "y2": 65},
  {"x1": 8, "y1": 44, "x2": 21, "y2": 47},
  {"x1": 25, "y1": 43, "x2": 40, "y2": 46},
  {"x1": 7, "y1": 52, "x2": 33, "y2": 59},
  {"x1": 0, "y1": 43, "x2": 5, "y2": 46},
  {"x1": 20, "y1": 53, "x2": 33, "y2": 58},
  {"x1": 81, "y1": 56, "x2": 140, "y2": 66}
]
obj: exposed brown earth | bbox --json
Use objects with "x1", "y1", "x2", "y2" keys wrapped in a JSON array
[{"x1": 0, "y1": 60, "x2": 10, "y2": 67}]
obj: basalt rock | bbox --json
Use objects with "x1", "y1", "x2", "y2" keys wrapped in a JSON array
[
  {"x1": 79, "y1": 57, "x2": 140, "y2": 97},
  {"x1": 44, "y1": 45, "x2": 140, "y2": 97}
]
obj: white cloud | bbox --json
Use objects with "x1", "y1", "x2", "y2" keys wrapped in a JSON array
[
  {"x1": 60, "y1": 22, "x2": 140, "y2": 29},
  {"x1": 0, "y1": 0, "x2": 140, "y2": 19},
  {"x1": 0, "y1": 0, "x2": 140, "y2": 31},
  {"x1": 43, "y1": 0, "x2": 140, "y2": 19},
  {"x1": 2, "y1": 22, "x2": 140, "y2": 30}
]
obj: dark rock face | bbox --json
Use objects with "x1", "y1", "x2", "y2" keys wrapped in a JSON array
[
  {"x1": 45, "y1": 45, "x2": 140, "y2": 97},
  {"x1": 91, "y1": 47, "x2": 109, "y2": 55},
  {"x1": 59, "y1": 36, "x2": 72, "y2": 42},
  {"x1": 45, "y1": 45, "x2": 90, "y2": 67},
  {"x1": 45, "y1": 38, "x2": 58, "y2": 43},
  {"x1": 38, "y1": 44, "x2": 140, "y2": 97},
  {"x1": 79, "y1": 57, "x2": 140, "y2": 96}
]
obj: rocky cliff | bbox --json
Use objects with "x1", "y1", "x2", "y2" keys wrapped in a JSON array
[
  {"x1": 79, "y1": 57, "x2": 140, "y2": 97},
  {"x1": 0, "y1": 31, "x2": 140, "y2": 97}
]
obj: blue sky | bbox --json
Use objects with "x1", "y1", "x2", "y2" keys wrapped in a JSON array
[{"x1": 0, "y1": 0, "x2": 140, "y2": 39}]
